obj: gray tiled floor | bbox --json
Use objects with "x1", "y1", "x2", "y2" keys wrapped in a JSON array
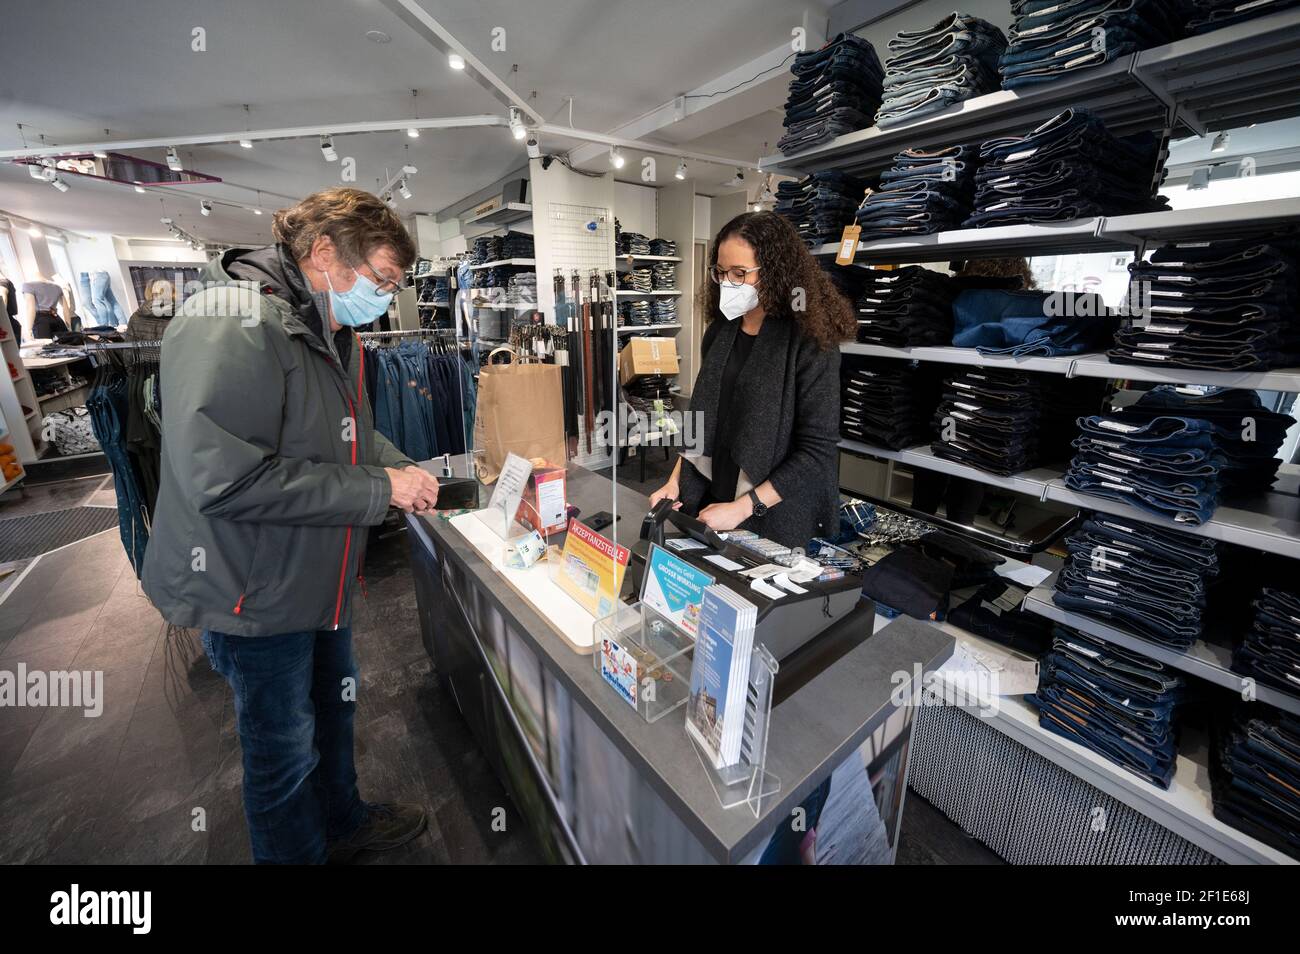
[{"x1": 0, "y1": 476, "x2": 1002, "y2": 865}]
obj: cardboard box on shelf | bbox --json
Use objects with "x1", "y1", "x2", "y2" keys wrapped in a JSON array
[{"x1": 619, "y1": 336, "x2": 679, "y2": 385}]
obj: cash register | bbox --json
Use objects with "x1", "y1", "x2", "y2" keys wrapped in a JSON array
[{"x1": 630, "y1": 498, "x2": 871, "y2": 663}]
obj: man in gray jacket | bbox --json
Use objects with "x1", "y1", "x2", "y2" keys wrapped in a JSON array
[{"x1": 142, "y1": 188, "x2": 442, "y2": 864}]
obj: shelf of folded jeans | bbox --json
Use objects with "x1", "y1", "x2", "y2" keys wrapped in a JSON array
[
  {"x1": 1101, "y1": 198, "x2": 1300, "y2": 245},
  {"x1": 1044, "y1": 469, "x2": 1300, "y2": 560},
  {"x1": 760, "y1": 55, "x2": 1162, "y2": 178},
  {"x1": 615, "y1": 290, "x2": 680, "y2": 297},
  {"x1": 841, "y1": 343, "x2": 1089, "y2": 375},
  {"x1": 1024, "y1": 582, "x2": 1300, "y2": 718},
  {"x1": 838, "y1": 438, "x2": 1058, "y2": 499},
  {"x1": 1132, "y1": 9, "x2": 1300, "y2": 135},
  {"x1": 1070, "y1": 355, "x2": 1300, "y2": 393},
  {"x1": 815, "y1": 218, "x2": 1117, "y2": 264},
  {"x1": 469, "y1": 258, "x2": 535, "y2": 269},
  {"x1": 617, "y1": 323, "x2": 680, "y2": 334},
  {"x1": 925, "y1": 624, "x2": 1294, "y2": 865},
  {"x1": 618, "y1": 254, "x2": 681, "y2": 263}
]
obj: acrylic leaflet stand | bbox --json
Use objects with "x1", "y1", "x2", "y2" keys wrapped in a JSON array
[{"x1": 689, "y1": 643, "x2": 780, "y2": 816}]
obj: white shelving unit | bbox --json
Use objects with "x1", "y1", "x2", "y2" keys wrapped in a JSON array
[
  {"x1": 615, "y1": 289, "x2": 680, "y2": 298},
  {"x1": 464, "y1": 201, "x2": 532, "y2": 229},
  {"x1": 617, "y1": 254, "x2": 682, "y2": 263},
  {"x1": 618, "y1": 323, "x2": 680, "y2": 334},
  {"x1": 469, "y1": 258, "x2": 536, "y2": 270}
]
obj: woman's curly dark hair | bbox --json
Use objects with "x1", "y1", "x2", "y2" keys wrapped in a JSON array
[{"x1": 701, "y1": 211, "x2": 855, "y2": 349}]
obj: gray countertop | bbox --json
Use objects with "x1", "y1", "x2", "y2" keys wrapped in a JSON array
[{"x1": 410, "y1": 457, "x2": 953, "y2": 863}]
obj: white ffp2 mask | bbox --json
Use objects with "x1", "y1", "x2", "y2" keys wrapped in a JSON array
[{"x1": 719, "y1": 281, "x2": 759, "y2": 321}]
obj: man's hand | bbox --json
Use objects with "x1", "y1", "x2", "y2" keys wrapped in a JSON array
[{"x1": 386, "y1": 466, "x2": 440, "y2": 513}]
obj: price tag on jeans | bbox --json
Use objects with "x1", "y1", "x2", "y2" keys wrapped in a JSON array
[{"x1": 835, "y1": 225, "x2": 861, "y2": 266}]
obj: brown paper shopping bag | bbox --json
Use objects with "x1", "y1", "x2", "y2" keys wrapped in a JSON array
[{"x1": 473, "y1": 347, "x2": 567, "y2": 483}]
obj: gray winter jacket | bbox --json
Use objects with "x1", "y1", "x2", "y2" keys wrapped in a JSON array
[{"x1": 141, "y1": 249, "x2": 414, "y2": 637}]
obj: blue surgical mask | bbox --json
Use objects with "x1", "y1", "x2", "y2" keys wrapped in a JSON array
[{"x1": 326, "y1": 268, "x2": 393, "y2": 327}]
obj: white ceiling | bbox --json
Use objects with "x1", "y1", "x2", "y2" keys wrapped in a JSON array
[{"x1": 0, "y1": 0, "x2": 828, "y2": 245}]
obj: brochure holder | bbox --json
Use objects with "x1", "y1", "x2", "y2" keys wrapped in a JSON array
[
  {"x1": 690, "y1": 644, "x2": 780, "y2": 816},
  {"x1": 592, "y1": 602, "x2": 694, "y2": 723}
]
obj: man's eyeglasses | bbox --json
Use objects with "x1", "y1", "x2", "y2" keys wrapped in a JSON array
[
  {"x1": 358, "y1": 259, "x2": 404, "y2": 296},
  {"x1": 710, "y1": 264, "x2": 761, "y2": 286}
]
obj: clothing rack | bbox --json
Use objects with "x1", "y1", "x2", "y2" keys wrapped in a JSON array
[{"x1": 357, "y1": 328, "x2": 459, "y2": 340}]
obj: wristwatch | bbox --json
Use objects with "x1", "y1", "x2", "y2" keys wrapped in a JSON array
[{"x1": 747, "y1": 488, "x2": 768, "y2": 517}]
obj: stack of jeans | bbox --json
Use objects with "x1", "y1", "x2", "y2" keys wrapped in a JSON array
[
  {"x1": 506, "y1": 271, "x2": 537, "y2": 305},
  {"x1": 930, "y1": 368, "x2": 1101, "y2": 475},
  {"x1": 855, "y1": 266, "x2": 957, "y2": 346},
  {"x1": 1211, "y1": 705, "x2": 1300, "y2": 859},
  {"x1": 1000, "y1": 0, "x2": 1186, "y2": 90},
  {"x1": 472, "y1": 266, "x2": 512, "y2": 290},
  {"x1": 1054, "y1": 511, "x2": 1222, "y2": 649},
  {"x1": 1119, "y1": 385, "x2": 1293, "y2": 494},
  {"x1": 841, "y1": 356, "x2": 945, "y2": 450},
  {"x1": 1111, "y1": 239, "x2": 1300, "y2": 371},
  {"x1": 952, "y1": 288, "x2": 1117, "y2": 356},
  {"x1": 619, "y1": 268, "x2": 652, "y2": 292},
  {"x1": 650, "y1": 298, "x2": 677, "y2": 324},
  {"x1": 778, "y1": 33, "x2": 884, "y2": 154},
  {"x1": 649, "y1": 238, "x2": 677, "y2": 256},
  {"x1": 1190, "y1": 0, "x2": 1300, "y2": 33},
  {"x1": 775, "y1": 171, "x2": 868, "y2": 247},
  {"x1": 821, "y1": 258, "x2": 868, "y2": 305},
  {"x1": 857, "y1": 145, "x2": 978, "y2": 237},
  {"x1": 501, "y1": 231, "x2": 534, "y2": 258},
  {"x1": 617, "y1": 231, "x2": 651, "y2": 256},
  {"x1": 966, "y1": 107, "x2": 1168, "y2": 227},
  {"x1": 650, "y1": 262, "x2": 677, "y2": 290},
  {"x1": 1030, "y1": 626, "x2": 1185, "y2": 788},
  {"x1": 472, "y1": 235, "x2": 503, "y2": 264},
  {"x1": 1233, "y1": 588, "x2": 1300, "y2": 698},
  {"x1": 877, "y1": 13, "x2": 1006, "y2": 128},
  {"x1": 619, "y1": 300, "x2": 651, "y2": 326}
]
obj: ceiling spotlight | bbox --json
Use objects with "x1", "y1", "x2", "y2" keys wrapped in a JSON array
[
  {"x1": 383, "y1": 192, "x2": 395, "y2": 207},
  {"x1": 1188, "y1": 165, "x2": 1212, "y2": 190},
  {"x1": 239, "y1": 139, "x2": 253, "y2": 149},
  {"x1": 27, "y1": 163, "x2": 45, "y2": 180},
  {"x1": 526, "y1": 135, "x2": 541, "y2": 159},
  {"x1": 200, "y1": 200, "x2": 213, "y2": 217},
  {"x1": 675, "y1": 159, "x2": 687, "y2": 180},
  {"x1": 407, "y1": 127, "x2": 420, "y2": 138},
  {"x1": 610, "y1": 146, "x2": 625, "y2": 169},
  {"x1": 1210, "y1": 131, "x2": 1230, "y2": 153},
  {"x1": 50, "y1": 176, "x2": 69, "y2": 193},
  {"x1": 134, "y1": 184, "x2": 146, "y2": 193},
  {"x1": 93, "y1": 150, "x2": 109, "y2": 159},
  {"x1": 366, "y1": 29, "x2": 392, "y2": 44},
  {"x1": 398, "y1": 178, "x2": 412, "y2": 200},
  {"x1": 759, "y1": 181, "x2": 775, "y2": 204},
  {"x1": 253, "y1": 208, "x2": 263, "y2": 215},
  {"x1": 401, "y1": 163, "x2": 418, "y2": 175},
  {"x1": 320, "y1": 135, "x2": 338, "y2": 161},
  {"x1": 448, "y1": 53, "x2": 465, "y2": 70},
  {"x1": 166, "y1": 146, "x2": 182, "y2": 172},
  {"x1": 509, "y1": 107, "x2": 526, "y2": 140}
]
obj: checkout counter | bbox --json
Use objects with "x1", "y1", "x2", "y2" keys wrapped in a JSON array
[{"x1": 406, "y1": 457, "x2": 953, "y2": 864}]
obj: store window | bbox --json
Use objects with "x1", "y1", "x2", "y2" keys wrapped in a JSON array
[{"x1": 0, "y1": 230, "x2": 23, "y2": 285}]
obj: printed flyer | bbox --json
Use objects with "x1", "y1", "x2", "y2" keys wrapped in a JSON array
[
  {"x1": 556, "y1": 518, "x2": 629, "y2": 617},
  {"x1": 598, "y1": 637, "x2": 638, "y2": 709},
  {"x1": 641, "y1": 544, "x2": 714, "y2": 638}
]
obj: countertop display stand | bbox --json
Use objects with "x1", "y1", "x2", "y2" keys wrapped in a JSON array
[{"x1": 690, "y1": 644, "x2": 780, "y2": 817}]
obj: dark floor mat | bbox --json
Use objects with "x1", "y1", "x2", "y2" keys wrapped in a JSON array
[{"x1": 0, "y1": 506, "x2": 120, "y2": 561}]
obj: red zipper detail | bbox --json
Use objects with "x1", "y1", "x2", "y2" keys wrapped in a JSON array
[
  {"x1": 358, "y1": 575, "x2": 369, "y2": 599},
  {"x1": 233, "y1": 594, "x2": 246, "y2": 615},
  {"x1": 332, "y1": 351, "x2": 363, "y2": 627}
]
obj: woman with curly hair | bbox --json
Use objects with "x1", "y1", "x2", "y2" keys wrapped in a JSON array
[{"x1": 649, "y1": 211, "x2": 855, "y2": 546}]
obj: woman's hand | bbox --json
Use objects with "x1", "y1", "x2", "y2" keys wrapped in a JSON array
[
  {"x1": 698, "y1": 498, "x2": 751, "y2": 533},
  {"x1": 648, "y1": 481, "x2": 680, "y2": 509}
]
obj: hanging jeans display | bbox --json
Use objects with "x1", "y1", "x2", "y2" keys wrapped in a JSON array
[
  {"x1": 79, "y1": 271, "x2": 129, "y2": 327},
  {"x1": 87, "y1": 373, "x2": 150, "y2": 575},
  {"x1": 365, "y1": 342, "x2": 477, "y2": 463}
]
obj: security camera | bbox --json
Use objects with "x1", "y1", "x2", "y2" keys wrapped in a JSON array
[{"x1": 200, "y1": 200, "x2": 213, "y2": 217}]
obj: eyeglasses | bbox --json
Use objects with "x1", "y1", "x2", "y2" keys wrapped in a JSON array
[
  {"x1": 710, "y1": 264, "x2": 761, "y2": 286},
  {"x1": 358, "y1": 259, "x2": 403, "y2": 295}
]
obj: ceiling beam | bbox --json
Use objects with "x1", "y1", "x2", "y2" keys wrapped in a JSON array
[
  {"x1": 0, "y1": 115, "x2": 505, "y2": 161},
  {"x1": 827, "y1": 0, "x2": 923, "y2": 34},
  {"x1": 377, "y1": 0, "x2": 546, "y2": 127},
  {"x1": 538, "y1": 125, "x2": 763, "y2": 170}
]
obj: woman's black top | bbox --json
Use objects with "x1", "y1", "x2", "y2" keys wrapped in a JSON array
[{"x1": 709, "y1": 325, "x2": 757, "y2": 503}]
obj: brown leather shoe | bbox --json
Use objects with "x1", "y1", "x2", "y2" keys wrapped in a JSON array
[{"x1": 327, "y1": 803, "x2": 428, "y2": 864}]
